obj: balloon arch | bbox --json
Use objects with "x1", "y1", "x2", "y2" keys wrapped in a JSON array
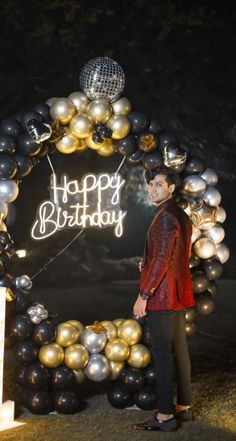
[{"x1": 0, "y1": 57, "x2": 229, "y2": 415}]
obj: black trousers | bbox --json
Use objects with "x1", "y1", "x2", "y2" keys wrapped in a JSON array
[{"x1": 147, "y1": 310, "x2": 191, "y2": 414}]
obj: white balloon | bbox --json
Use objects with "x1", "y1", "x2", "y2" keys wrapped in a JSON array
[{"x1": 0, "y1": 180, "x2": 19, "y2": 203}]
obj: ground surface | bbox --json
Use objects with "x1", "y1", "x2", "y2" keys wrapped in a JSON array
[{"x1": 2, "y1": 278, "x2": 236, "y2": 440}]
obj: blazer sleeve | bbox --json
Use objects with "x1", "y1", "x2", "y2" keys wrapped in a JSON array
[{"x1": 139, "y1": 211, "x2": 179, "y2": 297}]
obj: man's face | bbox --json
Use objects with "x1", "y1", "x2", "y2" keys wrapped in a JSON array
[{"x1": 147, "y1": 174, "x2": 175, "y2": 204}]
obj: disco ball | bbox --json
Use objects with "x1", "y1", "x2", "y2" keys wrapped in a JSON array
[{"x1": 79, "y1": 57, "x2": 125, "y2": 102}]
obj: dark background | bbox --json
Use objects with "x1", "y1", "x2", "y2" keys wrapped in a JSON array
[{"x1": 1, "y1": 0, "x2": 235, "y2": 286}]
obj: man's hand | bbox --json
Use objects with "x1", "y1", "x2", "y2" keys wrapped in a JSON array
[
  {"x1": 133, "y1": 295, "x2": 147, "y2": 317},
  {"x1": 138, "y1": 260, "x2": 143, "y2": 272}
]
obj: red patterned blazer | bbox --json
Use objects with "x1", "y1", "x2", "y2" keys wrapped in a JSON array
[{"x1": 140, "y1": 197, "x2": 195, "y2": 311}]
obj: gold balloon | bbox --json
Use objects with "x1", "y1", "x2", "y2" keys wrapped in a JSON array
[
  {"x1": 56, "y1": 130, "x2": 79, "y2": 154},
  {"x1": 56, "y1": 323, "x2": 79, "y2": 347},
  {"x1": 127, "y1": 344, "x2": 151, "y2": 368},
  {"x1": 66, "y1": 320, "x2": 84, "y2": 335},
  {"x1": 87, "y1": 99, "x2": 112, "y2": 123},
  {"x1": 0, "y1": 222, "x2": 7, "y2": 232},
  {"x1": 46, "y1": 97, "x2": 58, "y2": 107},
  {"x1": 194, "y1": 237, "x2": 216, "y2": 259},
  {"x1": 73, "y1": 369, "x2": 86, "y2": 383},
  {"x1": 97, "y1": 140, "x2": 115, "y2": 157},
  {"x1": 70, "y1": 113, "x2": 94, "y2": 139},
  {"x1": 109, "y1": 360, "x2": 125, "y2": 380},
  {"x1": 86, "y1": 134, "x2": 107, "y2": 151},
  {"x1": 118, "y1": 319, "x2": 142, "y2": 346},
  {"x1": 101, "y1": 320, "x2": 117, "y2": 340},
  {"x1": 68, "y1": 91, "x2": 90, "y2": 113},
  {"x1": 76, "y1": 139, "x2": 88, "y2": 152},
  {"x1": 64, "y1": 344, "x2": 89, "y2": 370},
  {"x1": 113, "y1": 318, "x2": 125, "y2": 328},
  {"x1": 50, "y1": 98, "x2": 76, "y2": 125},
  {"x1": 112, "y1": 97, "x2": 131, "y2": 115},
  {"x1": 107, "y1": 115, "x2": 131, "y2": 139},
  {"x1": 39, "y1": 343, "x2": 64, "y2": 368},
  {"x1": 105, "y1": 338, "x2": 130, "y2": 362}
]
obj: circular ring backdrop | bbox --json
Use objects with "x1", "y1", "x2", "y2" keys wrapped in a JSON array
[{"x1": 1, "y1": 57, "x2": 229, "y2": 414}]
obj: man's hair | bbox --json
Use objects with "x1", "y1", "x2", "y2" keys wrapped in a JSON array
[{"x1": 145, "y1": 167, "x2": 177, "y2": 186}]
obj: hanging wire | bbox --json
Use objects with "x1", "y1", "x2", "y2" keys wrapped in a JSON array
[{"x1": 31, "y1": 229, "x2": 84, "y2": 280}]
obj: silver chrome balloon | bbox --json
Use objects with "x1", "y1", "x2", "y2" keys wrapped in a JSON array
[
  {"x1": 204, "y1": 224, "x2": 225, "y2": 244},
  {"x1": 191, "y1": 225, "x2": 201, "y2": 243},
  {"x1": 15, "y1": 274, "x2": 33, "y2": 290},
  {"x1": 163, "y1": 144, "x2": 187, "y2": 168},
  {"x1": 0, "y1": 180, "x2": 19, "y2": 203},
  {"x1": 81, "y1": 329, "x2": 107, "y2": 354},
  {"x1": 202, "y1": 187, "x2": 221, "y2": 207},
  {"x1": 27, "y1": 303, "x2": 48, "y2": 324},
  {"x1": 194, "y1": 237, "x2": 216, "y2": 259},
  {"x1": 79, "y1": 57, "x2": 125, "y2": 102},
  {"x1": 84, "y1": 354, "x2": 110, "y2": 382},
  {"x1": 216, "y1": 206, "x2": 226, "y2": 223},
  {"x1": 215, "y1": 243, "x2": 230, "y2": 264},
  {"x1": 182, "y1": 175, "x2": 207, "y2": 197},
  {"x1": 201, "y1": 168, "x2": 218, "y2": 186}
]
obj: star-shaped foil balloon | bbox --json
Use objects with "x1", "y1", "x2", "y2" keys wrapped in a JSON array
[
  {"x1": 163, "y1": 144, "x2": 187, "y2": 167},
  {"x1": 190, "y1": 201, "x2": 217, "y2": 230}
]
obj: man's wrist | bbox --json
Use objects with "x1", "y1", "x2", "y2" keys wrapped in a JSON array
[{"x1": 139, "y1": 291, "x2": 149, "y2": 300}]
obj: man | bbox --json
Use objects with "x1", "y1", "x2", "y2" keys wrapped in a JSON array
[{"x1": 133, "y1": 167, "x2": 195, "y2": 432}]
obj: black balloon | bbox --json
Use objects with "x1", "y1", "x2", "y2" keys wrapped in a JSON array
[
  {"x1": 145, "y1": 364, "x2": 157, "y2": 386},
  {"x1": 53, "y1": 390, "x2": 82, "y2": 414},
  {"x1": 27, "y1": 119, "x2": 52, "y2": 144},
  {"x1": 207, "y1": 280, "x2": 217, "y2": 296},
  {"x1": 149, "y1": 118, "x2": 163, "y2": 135},
  {"x1": 129, "y1": 112, "x2": 150, "y2": 134},
  {"x1": 4, "y1": 242, "x2": 15, "y2": 257},
  {"x1": 33, "y1": 103, "x2": 51, "y2": 121},
  {"x1": 134, "y1": 385, "x2": 158, "y2": 410},
  {"x1": 107, "y1": 384, "x2": 134, "y2": 409},
  {"x1": 13, "y1": 288, "x2": 31, "y2": 313},
  {"x1": 14, "y1": 153, "x2": 33, "y2": 177},
  {"x1": 114, "y1": 134, "x2": 137, "y2": 156},
  {"x1": 142, "y1": 151, "x2": 163, "y2": 170},
  {"x1": 16, "y1": 365, "x2": 27, "y2": 385},
  {"x1": 0, "y1": 273, "x2": 14, "y2": 288},
  {"x1": 129, "y1": 313, "x2": 146, "y2": 327},
  {"x1": 195, "y1": 292, "x2": 215, "y2": 315},
  {"x1": 120, "y1": 367, "x2": 146, "y2": 393},
  {"x1": 0, "y1": 154, "x2": 17, "y2": 179},
  {"x1": 0, "y1": 252, "x2": 12, "y2": 271},
  {"x1": 14, "y1": 340, "x2": 39, "y2": 365},
  {"x1": 0, "y1": 231, "x2": 11, "y2": 246},
  {"x1": 159, "y1": 130, "x2": 177, "y2": 151},
  {"x1": 51, "y1": 365, "x2": 76, "y2": 389},
  {"x1": 184, "y1": 155, "x2": 205, "y2": 175},
  {"x1": 10, "y1": 314, "x2": 33, "y2": 340},
  {"x1": 137, "y1": 131, "x2": 158, "y2": 153},
  {"x1": 203, "y1": 258, "x2": 223, "y2": 280},
  {"x1": 0, "y1": 133, "x2": 16, "y2": 154},
  {"x1": 126, "y1": 149, "x2": 144, "y2": 166},
  {"x1": 21, "y1": 111, "x2": 42, "y2": 131},
  {"x1": 33, "y1": 320, "x2": 57, "y2": 345},
  {"x1": 179, "y1": 141, "x2": 191, "y2": 155},
  {"x1": 25, "y1": 363, "x2": 50, "y2": 389},
  {"x1": 17, "y1": 133, "x2": 42, "y2": 156},
  {"x1": 141, "y1": 324, "x2": 152, "y2": 347},
  {"x1": 4, "y1": 334, "x2": 15, "y2": 349},
  {"x1": 92, "y1": 132, "x2": 103, "y2": 143},
  {"x1": 21, "y1": 388, "x2": 53, "y2": 414},
  {"x1": 0, "y1": 118, "x2": 21, "y2": 138}
]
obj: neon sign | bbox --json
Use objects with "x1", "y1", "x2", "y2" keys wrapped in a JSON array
[{"x1": 31, "y1": 173, "x2": 127, "y2": 240}]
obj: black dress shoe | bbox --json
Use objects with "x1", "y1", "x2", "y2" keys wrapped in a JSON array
[
  {"x1": 174, "y1": 408, "x2": 194, "y2": 422},
  {"x1": 132, "y1": 417, "x2": 179, "y2": 432}
]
